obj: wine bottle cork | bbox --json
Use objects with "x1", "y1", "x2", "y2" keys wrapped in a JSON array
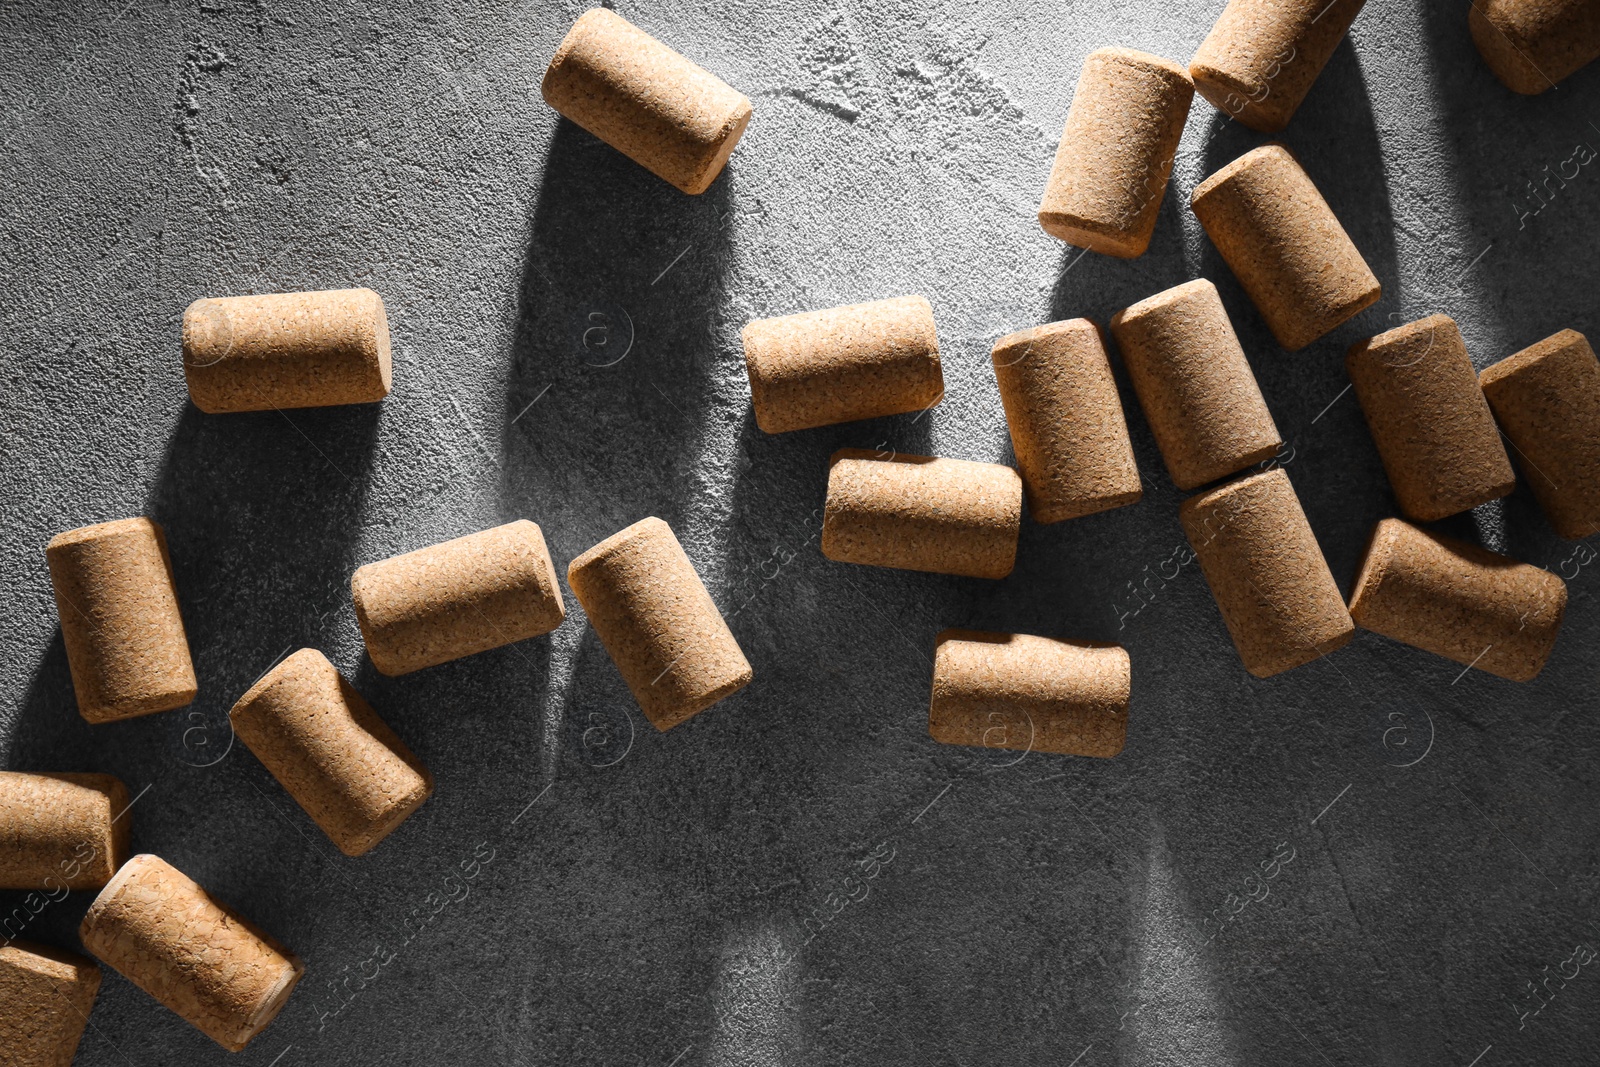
[
  {"x1": 568, "y1": 517, "x2": 752, "y2": 731},
  {"x1": 1190, "y1": 144, "x2": 1380, "y2": 351},
  {"x1": 1470, "y1": 0, "x2": 1600, "y2": 94},
  {"x1": 229, "y1": 649, "x2": 433, "y2": 857},
  {"x1": 1179, "y1": 468, "x2": 1353, "y2": 677},
  {"x1": 1349, "y1": 518, "x2": 1566, "y2": 682},
  {"x1": 990, "y1": 319, "x2": 1142, "y2": 522},
  {"x1": 0, "y1": 772, "x2": 130, "y2": 891},
  {"x1": 1189, "y1": 0, "x2": 1368, "y2": 132},
  {"x1": 182, "y1": 288, "x2": 392, "y2": 413},
  {"x1": 1480, "y1": 329, "x2": 1600, "y2": 540},
  {"x1": 822, "y1": 449, "x2": 1023, "y2": 579},
  {"x1": 352, "y1": 520, "x2": 566, "y2": 676},
  {"x1": 79, "y1": 854, "x2": 303, "y2": 1052},
  {"x1": 742, "y1": 295, "x2": 944, "y2": 434},
  {"x1": 1346, "y1": 314, "x2": 1514, "y2": 522},
  {"x1": 541, "y1": 7, "x2": 752, "y2": 195},
  {"x1": 46, "y1": 517, "x2": 197, "y2": 724},
  {"x1": 1036, "y1": 48, "x2": 1194, "y2": 259},
  {"x1": 929, "y1": 630, "x2": 1130, "y2": 758},
  {"x1": 0, "y1": 941, "x2": 102, "y2": 1067},
  {"x1": 1109, "y1": 278, "x2": 1282, "y2": 489}
]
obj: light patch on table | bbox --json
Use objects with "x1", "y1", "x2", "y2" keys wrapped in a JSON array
[{"x1": 707, "y1": 925, "x2": 796, "y2": 1067}]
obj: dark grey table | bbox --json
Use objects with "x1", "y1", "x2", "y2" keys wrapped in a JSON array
[{"x1": 4, "y1": 2, "x2": 1599, "y2": 1064}]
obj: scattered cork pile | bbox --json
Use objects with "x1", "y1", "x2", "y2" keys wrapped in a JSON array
[{"x1": 7, "y1": 1, "x2": 1599, "y2": 1058}]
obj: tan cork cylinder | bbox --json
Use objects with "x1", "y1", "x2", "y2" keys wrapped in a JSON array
[
  {"x1": 182, "y1": 287, "x2": 392, "y2": 413},
  {"x1": 1480, "y1": 329, "x2": 1600, "y2": 540},
  {"x1": 567, "y1": 517, "x2": 752, "y2": 731},
  {"x1": 990, "y1": 319, "x2": 1142, "y2": 522},
  {"x1": 928, "y1": 630, "x2": 1130, "y2": 758},
  {"x1": 1349, "y1": 518, "x2": 1567, "y2": 682},
  {"x1": 352, "y1": 520, "x2": 567, "y2": 676},
  {"x1": 47, "y1": 517, "x2": 198, "y2": 724},
  {"x1": 1109, "y1": 278, "x2": 1282, "y2": 489},
  {"x1": 1190, "y1": 143, "x2": 1380, "y2": 351},
  {"x1": 1189, "y1": 0, "x2": 1368, "y2": 132},
  {"x1": 1346, "y1": 314, "x2": 1515, "y2": 522},
  {"x1": 1470, "y1": 0, "x2": 1600, "y2": 94},
  {"x1": 822, "y1": 449, "x2": 1023, "y2": 579},
  {"x1": 1179, "y1": 468, "x2": 1354, "y2": 677},
  {"x1": 541, "y1": 7, "x2": 752, "y2": 195},
  {"x1": 0, "y1": 941, "x2": 102, "y2": 1067},
  {"x1": 742, "y1": 295, "x2": 944, "y2": 434},
  {"x1": 229, "y1": 649, "x2": 433, "y2": 857},
  {"x1": 79, "y1": 854, "x2": 303, "y2": 1053},
  {"x1": 0, "y1": 772, "x2": 130, "y2": 891},
  {"x1": 1036, "y1": 48, "x2": 1194, "y2": 258}
]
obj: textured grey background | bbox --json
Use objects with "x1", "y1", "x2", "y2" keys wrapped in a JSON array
[{"x1": 3, "y1": 0, "x2": 1600, "y2": 1064}]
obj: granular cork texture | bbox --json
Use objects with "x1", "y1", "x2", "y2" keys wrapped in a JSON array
[
  {"x1": 1179, "y1": 468, "x2": 1354, "y2": 678},
  {"x1": 928, "y1": 629, "x2": 1129, "y2": 758},
  {"x1": 229, "y1": 649, "x2": 434, "y2": 857},
  {"x1": 1348, "y1": 518, "x2": 1567, "y2": 682},
  {"x1": 182, "y1": 287, "x2": 391, "y2": 414},
  {"x1": 0, "y1": 940, "x2": 102, "y2": 1067},
  {"x1": 541, "y1": 7, "x2": 753, "y2": 195},
  {"x1": 79, "y1": 854, "x2": 304, "y2": 1053},
  {"x1": 1189, "y1": 0, "x2": 1368, "y2": 132},
  {"x1": 0, "y1": 772, "x2": 130, "y2": 891},
  {"x1": 352, "y1": 520, "x2": 566, "y2": 676},
  {"x1": 1346, "y1": 313, "x2": 1514, "y2": 522},
  {"x1": 1190, "y1": 143, "x2": 1381, "y2": 351},
  {"x1": 742, "y1": 295, "x2": 943, "y2": 434},
  {"x1": 822, "y1": 449, "x2": 1023, "y2": 579},
  {"x1": 46, "y1": 517, "x2": 197, "y2": 724},
  {"x1": 567, "y1": 517, "x2": 752, "y2": 731},
  {"x1": 1109, "y1": 278, "x2": 1282, "y2": 489},
  {"x1": 1480, "y1": 329, "x2": 1600, "y2": 540},
  {"x1": 1469, "y1": 0, "x2": 1600, "y2": 94},
  {"x1": 1036, "y1": 48, "x2": 1194, "y2": 259},
  {"x1": 990, "y1": 319, "x2": 1141, "y2": 522}
]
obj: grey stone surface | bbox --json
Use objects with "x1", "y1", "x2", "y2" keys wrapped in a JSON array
[{"x1": 3, "y1": 1, "x2": 1600, "y2": 1064}]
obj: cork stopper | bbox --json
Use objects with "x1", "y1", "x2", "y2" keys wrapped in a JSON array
[
  {"x1": 1480, "y1": 329, "x2": 1600, "y2": 540},
  {"x1": 929, "y1": 629, "x2": 1130, "y2": 758},
  {"x1": 79, "y1": 854, "x2": 303, "y2": 1053},
  {"x1": 1037, "y1": 47, "x2": 1194, "y2": 258},
  {"x1": 0, "y1": 940, "x2": 102, "y2": 1067},
  {"x1": 1178, "y1": 468, "x2": 1354, "y2": 677},
  {"x1": 541, "y1": 7, "x2": 753, "y2": 194},
  {"x1": 741, "y1": 295, "x2": 944, "y2": 434},
  {"x1": 0, "y1": 772, "x2": 130, "y2": 890},
  {"x1": 1189, "y1": 0, "x2": 1368, "y2": 131},
  {"x1": 1349, "y1": 519, "x2": 1567, "y2": 682},
  {"x1": 182, "y1": 287, "x2": 392, "y2": 413},
  {"x1": 990, "y1": 319, "x2": 1142, "y2": 522},
  {"x1": 567, "y1": 517, "x2": 752, "y2": 731},
  {"x1": 1109, "y1": 278, "x2": 1282, "y2": 489},
  {"x1": 229, "y1": 649, "x2": 434, "y2": 857},
  {"x1": 352, "y1": 520, "x2": 566, "y2": 676},
  {"x1": 46, "y1": 517, "x2": 197, "y2": 723},
  {"x1": 1190, "y1": 144, "x2": 1381, "y2": 351},
  {"x1": 1469, "y1": 0, "x2": 1600, "y2": 94},
  {"x1": 1346, "y1": 314, "x2": 1515, "y2": 522},
  {"x1": 822, "y1": 449, "x2": 1024, "y2": 580}
]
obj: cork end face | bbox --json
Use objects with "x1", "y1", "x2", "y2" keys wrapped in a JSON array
[
  {"x1": 1092, "y1": 46, "x2": 1193, "y2": 87},
  {"x1": 362, "y1": 288, "x2": 394, "y2": 398},
  {"x1": 1188, "y1": 64, "x2": 1291, "y2": 133},
  {"x1": 1468, "y1": 5, "x2": 1554, "y2": 94},
  {"x1": 675, "y1": 95, "x2": 752, "y2": 195},
  {"x1": 1030, "y1": 485, "x2": 1144, "y2": 524},
  {"x1": 992, "y1": 317, "x2": 1099, "y2": 363},
  {"x1": 1037, "y1": 211, "x2": 1150, "y2": 259},
  {"x1": 1242, "y1": 620, "x2": 1355, "y2": 679},
  {"x1": 78, "y1": 684, "x2": 199, "y2": 724},
  {"x1": 1347, "y1": 518, "x2": 1410, "y2": 627},
  {"x1": 231, "y1": 648, "x2": 326, "y2": 713},
  {"x1": 1191, "y1": 143, "x2": 1293, "y2": 206},
  {"x1": 334, "y1": 777, "x2": 434, "y2": 857},
  {"x1": 568, "y1": 517, "x2": 671, "y2": 577},
  {"x1": 1113, "y1": 278, "x2": 1218, "y2": 329},
  {"x1": 542, "y1": 9, "x2": 619, "y2": 103},
  {"x1": 226, "y1": 956, "x2": 305, "y2": 1052},
  {"x1": 1481, "y1": 329, "x2": 1594, "y2": 391},
  {"x1": 47, "y1": 516, "x2": 161, "y2": 554},
  {"x1": 646, "y1": 659, "x2": 754, "y2": 732},
  {"x1": 1170, "y1": 439, "x2": 1285, "y2": 493}
]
